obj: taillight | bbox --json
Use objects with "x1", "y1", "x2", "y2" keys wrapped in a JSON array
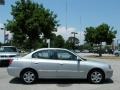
[{"x1": 8, "y1": 59, "x2": 13, "y2": 65}]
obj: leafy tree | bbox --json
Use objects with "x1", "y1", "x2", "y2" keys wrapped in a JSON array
[
  {"x1": 54, "y1": 35, "x2": 65, "y2": 48},
  {"x1": 48, "y1": 34, "x2": 65, "y2": 48},
  {"x1": 67, "y1": 37, "x2": 79, "y2": 45},
  {"x1": 0, "y1": 42, "x2": 2, "y2": 47},
  {"x1": 49, "y1": 33, "x2": 56, "y2": 48},
  {"x1": 65, "y1": 36, "x2": 79, "y2": 50},
  {"x1": 79, "y1": 43, "x2": 93, "y2": 51},
  {"x1": 5, "y1": 0, "x2": 59, "y2": 50},
  {"x1": 85, "y1": 23, "x2": 116, "y2": 56},
  {"x1": 96, "y1": 24, "x2": 116, "y2": 44},
  {"x1": 64, "y1": 41, "x2": 73, "y2": 49},
  {"x1": 85, "y1": 27, "x2": 97, "y2": 45}
]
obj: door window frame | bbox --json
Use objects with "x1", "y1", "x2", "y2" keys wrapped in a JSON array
[
  {"x1": 32, "y1": 50, "x2": 56, "y2": 59},
  {"x1": 55, "y1": 50, "x2": 77, "y2": 61}
]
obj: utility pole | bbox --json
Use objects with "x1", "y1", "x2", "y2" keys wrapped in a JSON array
[
  {"x1": 47, "y1": 39, "x2": 50, "y2": 48},
  {"x1": 71, "y1": 32, "x2": 78, "y2": 50},
  {"x1": 66, "y1": 0, "x2": 68, "y2": 31}
]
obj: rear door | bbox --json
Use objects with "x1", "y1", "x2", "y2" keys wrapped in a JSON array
[{"x1": 31, "y1": 50, "x2": 58, "y2": 78}]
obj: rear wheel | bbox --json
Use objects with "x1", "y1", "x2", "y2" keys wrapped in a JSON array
[
  {"x1": 88, "y1": 69, "x2": 104, "y2": 84},
  {"x1": 20, "y1": 70, "x2": 38, "y2": 84},
  {"x1": 115, "y1": 53, "x2": 119, "y2": 56}
]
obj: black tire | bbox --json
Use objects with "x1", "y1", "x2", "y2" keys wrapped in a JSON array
[
  {"x1": 115, "y1": 53, "x2": 119, "y2": 57},
  {"x1": 0, "y1": 61, "x2": 1, "y2": 67},
  {"x1": 20, "y1": 69, "x2": 38, "y2": 84},
  {"x1": 88, "y1": 69, "x2": 104, "y2": 84}
]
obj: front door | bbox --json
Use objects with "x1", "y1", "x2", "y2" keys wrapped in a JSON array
[{"x1": 56, "y1": 50, "x2": 81, "y2": 78}]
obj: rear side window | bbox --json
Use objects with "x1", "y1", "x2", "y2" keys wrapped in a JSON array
[{"x1": 32, "y1": 50, "x2": 55, "y2": 59}]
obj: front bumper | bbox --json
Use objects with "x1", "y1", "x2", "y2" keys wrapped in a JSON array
[{"x1": 105, "y1": 69, "x2": 113, "y2": 79}]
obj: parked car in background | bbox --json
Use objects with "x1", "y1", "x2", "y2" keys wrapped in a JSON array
[
  {"x1": 114, "y1": 49, "x2": 120, "y2": 56},
  {"x1": 74, "y1": 50, "x2": 81, "y2": 53},
  {"x1": 81, "y1": 50, "x2": 89, "y2": 53},
  {"x1": 7, "y1": 48, "x2": 113, "y2": 84},
  {"x1": 0, "y1": 46, "x2": 20, "y2": 66}
]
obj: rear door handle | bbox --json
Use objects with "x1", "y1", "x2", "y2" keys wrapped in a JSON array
[{"x1": 59, "y1": 63, "x2": 64, "y2": 65}]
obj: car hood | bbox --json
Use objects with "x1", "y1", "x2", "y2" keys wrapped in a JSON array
[{"x1": 82, "y1": 60, "x2": 109, "y2": 67}]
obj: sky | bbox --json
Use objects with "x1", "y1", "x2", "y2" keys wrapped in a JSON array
[{"x1": 0, "y1": 0, "x2": 120, "y2": 44}]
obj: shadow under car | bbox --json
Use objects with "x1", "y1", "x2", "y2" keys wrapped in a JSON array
[{"x1": 9, "y1": 78, "x2": 114, "y2": 85}]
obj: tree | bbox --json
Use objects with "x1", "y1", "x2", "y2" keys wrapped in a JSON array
[
  {"x1": 49, "y1": 33, "x2": 56, "y2": 48},
  {"x1": 0, "y1": 0, "x2": 5, "y2": 5},
  {"x1": 5, "y1": 0, "x2": 59, "y2": 50},
  {"x1": 85, "y1": 23, "x2": 116, "y2": 56},
  {"x1": 0, "y1": 42, "x2": 2, "y2": 47},
  {"x1": 67, "y1": 37, "x2": 79, "y2": 45},
  {"x1": 65, "y1": 36, "x2": 79, "y2": 50},
  {"x1": 96, "y1": 24, "x2": 116, "y2": 44},
  {"x1": 85, "y1": 27, "x2": 96, "y2": 45},
  {"x1": 54, "y1": 35, "x2": 65, "y2": 48},
  {"x1": 79, "y1": 43, "x2": 93, "y2": 52}
]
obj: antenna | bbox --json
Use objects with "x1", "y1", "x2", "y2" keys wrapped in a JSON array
[
  {"x1": 79, "y1": 16, "x2": 81, "y2": 45},
  {"x1": 66, "y1": 0, "x2": 68, "y2": 31}
]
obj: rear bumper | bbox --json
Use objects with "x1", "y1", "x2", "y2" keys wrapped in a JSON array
[
  {"x1": 0, "y1": 59, "x2": 10, "y2": 66},
  {"x1": 7, "y1": 67, "x2": 21, "y2": 77}
]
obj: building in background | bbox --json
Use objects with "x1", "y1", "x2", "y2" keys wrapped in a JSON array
[{"x1": 0, "y1": 24, "x2": 12, "y2": 44}]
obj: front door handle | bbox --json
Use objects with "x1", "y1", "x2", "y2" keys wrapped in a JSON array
[{"x1": 34, "y1": 62, "x2": 39, "y2": 64}]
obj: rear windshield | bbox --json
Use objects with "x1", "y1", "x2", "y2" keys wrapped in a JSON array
[{"x1": 0, "y1": 47, "x2": 17, "y2": 52}]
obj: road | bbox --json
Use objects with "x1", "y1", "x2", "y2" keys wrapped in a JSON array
[{"x1": 0, "y1": 54, "x2": 120, "y2": 90}]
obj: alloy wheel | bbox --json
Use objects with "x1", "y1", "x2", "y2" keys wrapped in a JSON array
[
  {"x1": 22, "y1": 71, "x2": 36, "y2": 84},
  {"x1": 90, "y1": 71, "x2": 103, "y2": 84}
]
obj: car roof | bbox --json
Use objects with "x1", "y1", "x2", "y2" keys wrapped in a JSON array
[
  {"x1": 23, "y1": 48, "x2": 77, "y2": 58},
  {"x1": 35, "y1": 48, "x2": 69, "y2": 51},
  {"x1": 30, "y1": 48, "x2": 73, "y2": 54}
]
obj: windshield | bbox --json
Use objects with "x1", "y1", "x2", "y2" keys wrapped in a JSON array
[
  {"x1": 0, "y1": 47, "x2": 17, "y2": 52},
  {"x1": 69, "y1": 50, "x2": 87, "y2": 61}
]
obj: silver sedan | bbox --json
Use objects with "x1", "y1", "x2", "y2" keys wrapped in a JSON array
[{"x1": 7, "y1": 48, "x2": 113, "y2": 84}]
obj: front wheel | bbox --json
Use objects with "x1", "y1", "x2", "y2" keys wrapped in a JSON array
[
  {"x1": 88, "y1": 70, "x2": 104, "y2": 84},
  {"x1": 20, "y1": 70, "x2": 37, "y2": 84}
]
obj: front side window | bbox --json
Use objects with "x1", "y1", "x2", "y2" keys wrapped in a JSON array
[{"x1": 56, "y1": 50, "x2": 77, "y2": 60}]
